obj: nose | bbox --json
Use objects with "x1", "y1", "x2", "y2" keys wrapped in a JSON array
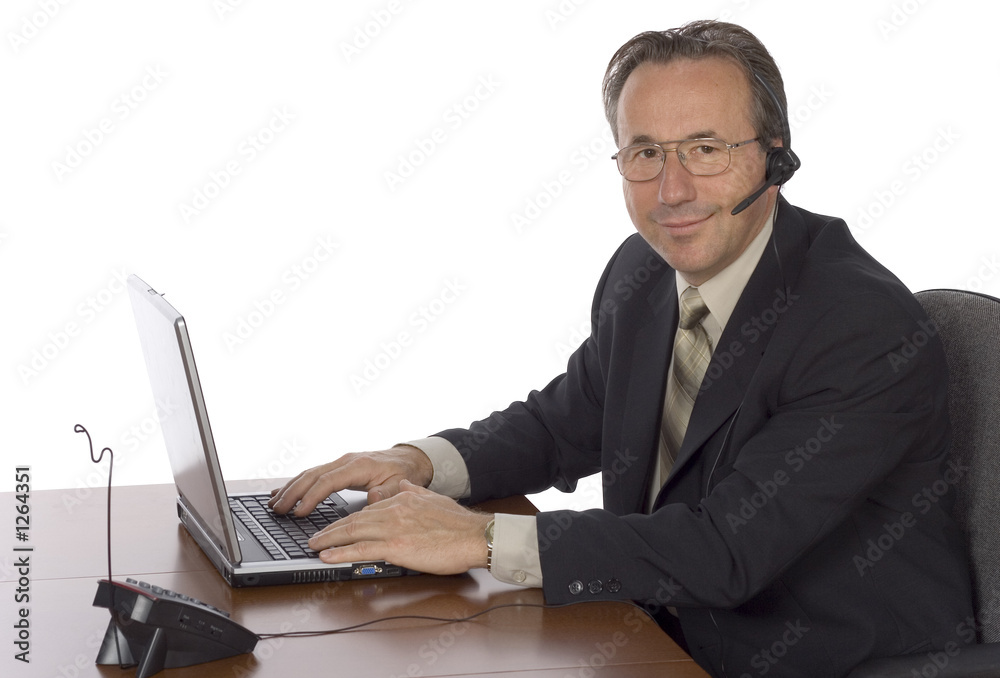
[{"x1": 657, "y1": 151, "x2": 697, "y2": 206}]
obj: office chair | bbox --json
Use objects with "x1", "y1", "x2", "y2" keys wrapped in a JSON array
[{"x1": 848, "y1": 289, "x2": 1000, "y2": 677}]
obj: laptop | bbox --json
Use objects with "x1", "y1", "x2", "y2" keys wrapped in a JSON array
[{"x1": 126, "y1": 274, "x2": 409, "y2": 587}]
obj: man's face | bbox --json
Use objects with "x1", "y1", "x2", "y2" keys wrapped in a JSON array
[{"x1": 616, "y1": 57, "x2": 777, "y2": 286}]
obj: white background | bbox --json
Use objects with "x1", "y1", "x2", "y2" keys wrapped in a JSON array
[{"x1": 4, "y1": 0, "x2": 997, "y2": 515}]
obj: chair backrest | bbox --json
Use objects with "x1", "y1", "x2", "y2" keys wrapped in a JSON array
[{"x1": 915, "y1": 289, "x2": 1000, "y2": 643}]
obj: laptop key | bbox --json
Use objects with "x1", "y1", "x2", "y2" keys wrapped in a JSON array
[{"x1": 233, "y1": 495, "x2": 332, "y2": 559}]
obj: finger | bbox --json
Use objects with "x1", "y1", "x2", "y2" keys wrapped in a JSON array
[
  {"x1": 290, "y1": 470, "x2": 350, "y2": 516},
  {"x1": 267, "y1": 469, "x2": 313, "y2": 512},
  {"x1": 317, "y1": 541, "x2": 386, "y2": 566},
  {"x1": 276, "y1": 453, "x2": 426, "y2": 523},
  {"x1": 367, "y1": 475, "x2": 414, "y2": 503},
  {"x1": 308, "y1": 509, "x2": 388, "y2": 552},
  {"x1": 397, "y1": 479, "x2": 431, "y2": 494},
  {"x1": 270, "y1": 456, "x2": 373, "y2": 515},
  {"x1": 269, "y1": 467, "x2": 345, "y2": 515}
]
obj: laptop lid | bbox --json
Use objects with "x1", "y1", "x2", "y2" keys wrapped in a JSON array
[
  {"x1": 127, "y1": 274, "x2": 243, "y2": 563},
  {"x1": 127, "y1": 274, "x2": 408, "y2": 586}
]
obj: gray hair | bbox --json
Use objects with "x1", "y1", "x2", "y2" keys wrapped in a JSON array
[{"x1": 602, "y1": 20, "x2": 787, "y2": 149}]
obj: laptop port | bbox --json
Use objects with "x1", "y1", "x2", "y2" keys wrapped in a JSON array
[{"x1": 353, "y1": 563, "x2": 384, "y2": 577}]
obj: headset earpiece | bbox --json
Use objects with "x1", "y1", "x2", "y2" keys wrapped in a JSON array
[
  {"x1": 765, "y1": 145, "x2": 801, "y2": 187},
  {"x1": 731, "y1": 73, "x2": 800, "y2": 215}
]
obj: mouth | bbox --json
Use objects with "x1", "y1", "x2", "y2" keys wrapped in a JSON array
[{"x1": 657, "y1": 214, "x2": 711, "y2": 233}]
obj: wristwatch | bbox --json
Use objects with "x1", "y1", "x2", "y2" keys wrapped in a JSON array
[{"x1": 484, "y1": 518, "x2": 495, "y2": 572}]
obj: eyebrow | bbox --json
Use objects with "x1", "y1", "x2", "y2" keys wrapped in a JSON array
[{"x1": 627, "y1": 131, "x2": 719, "y2": 145}]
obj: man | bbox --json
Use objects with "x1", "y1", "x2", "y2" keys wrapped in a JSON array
[{"x1": 270, "y1": 20, "x2": 973, "y2": 676}]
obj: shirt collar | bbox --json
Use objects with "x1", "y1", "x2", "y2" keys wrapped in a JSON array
[{"x1": 674, "y1": 212, "x2": 774, "y2": 332}]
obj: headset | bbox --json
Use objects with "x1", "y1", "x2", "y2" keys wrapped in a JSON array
[{"x1": 731, "y1": 70, "x2": 801, "y2": 216}]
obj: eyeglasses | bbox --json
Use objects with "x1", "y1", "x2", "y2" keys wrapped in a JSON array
[{"x1": 612, "y1": 138, "x2": 759, "y2": 181}]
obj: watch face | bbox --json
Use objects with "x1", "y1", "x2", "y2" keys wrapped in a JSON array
[{"x1": 485, "y1": 519, "x2": 495, "y2": 545}]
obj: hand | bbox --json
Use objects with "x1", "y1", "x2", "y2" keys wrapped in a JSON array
[
  {"x1": 309, "y1": 480, "x2": 493, "y2": 576},
  {"x1": 268, "y1": 445, "x2": 434, "y2": 516}
]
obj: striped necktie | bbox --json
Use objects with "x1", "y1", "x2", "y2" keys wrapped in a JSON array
[{"x1": 661, "y1": 286, "x2": 713, "y2": 474}]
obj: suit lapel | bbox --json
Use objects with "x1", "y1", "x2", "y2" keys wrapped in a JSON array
[
  {"x1": 671, "y1": 254, "x2": 784, "y2": 471},
  {"x1": 606, "y1": 270, "x2": 677, "y2": 516},
  {"x1": 661, "y1": 198, "x2": 812, "y2": 489}
]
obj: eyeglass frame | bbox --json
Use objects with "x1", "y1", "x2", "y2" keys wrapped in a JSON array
[{"x1": 611, "y1": 137, "x2": 760, "y2": 180}]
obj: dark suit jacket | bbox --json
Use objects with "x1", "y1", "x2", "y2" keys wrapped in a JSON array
[{"x1": 437, "y1": 198, "x2": 973, "y2": 677}]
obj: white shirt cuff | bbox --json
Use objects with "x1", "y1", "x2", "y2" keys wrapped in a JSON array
[
  {"x1": 491, "y1": 514, "x2": 543, "y2": 588},
  {"x1": 400, "y1": 437, "x2": 471, "y2": 499}
]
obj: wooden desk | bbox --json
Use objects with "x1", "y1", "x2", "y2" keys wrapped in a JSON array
[{"x1": 2, "y1": 482, "x2": 709, "y2": 677}]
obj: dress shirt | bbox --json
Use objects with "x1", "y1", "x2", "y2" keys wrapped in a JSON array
[
  {"x1": 647, "y1": 214, "x2": 774, "y2": 497},
  {"x1": 408, "y1": 212, "x2": 774, "y2": 587}
]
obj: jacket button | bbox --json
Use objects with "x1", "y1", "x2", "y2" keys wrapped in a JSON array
[
  {"x1": 588, "y1": 579, "x2": 603, "y2": 594},
  {"x1": 607, "y1": 578, "x2": 622, "y2": 593},
  {"x1": 568, "y1": 580, "x2": 584, "y2": 595}
]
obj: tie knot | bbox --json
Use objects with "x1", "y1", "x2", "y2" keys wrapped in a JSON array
[{"x1": 679, "y1": 287, "x2": 709, "y2": 330}]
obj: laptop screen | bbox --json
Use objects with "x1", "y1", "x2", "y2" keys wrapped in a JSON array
[{"x1": 127, "y1": 275, "x2": 240, "y2": 561}]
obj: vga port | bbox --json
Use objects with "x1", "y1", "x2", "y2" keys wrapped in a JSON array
[{"x1": 353, "y1": 563, "x2": 384, "y2": 576}]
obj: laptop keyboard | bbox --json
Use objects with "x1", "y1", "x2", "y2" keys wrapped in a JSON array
[{"x1": 229, "y1": 494, "x2": 348, "y2": 560}]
